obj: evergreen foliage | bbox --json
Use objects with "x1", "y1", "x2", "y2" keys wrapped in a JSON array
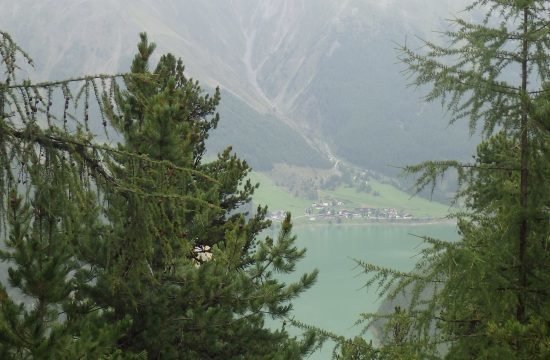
[
  {"x1": 332, "y1": 1, "x2": 550, "y2": 358},
  {"x1": 0, "y1": 31, "x2": 318, "y2": 359}
]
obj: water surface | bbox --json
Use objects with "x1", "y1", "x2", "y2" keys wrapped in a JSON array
[{"x1": 273, "y1": 223, "x2": 458, "y2": 358}]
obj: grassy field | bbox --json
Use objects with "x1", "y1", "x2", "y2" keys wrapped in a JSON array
[
  {"x1": 319, "y1": 180, "x2": 451, "y2": 218},
  {"x1": 248, "y1": 172, "x2": 312, "y2": 216},
  {"x1": 248, "y1": 172, "x2": 452, "y2": 219}
]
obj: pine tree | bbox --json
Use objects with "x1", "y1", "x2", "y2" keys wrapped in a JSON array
[
  {"x1": 88, "y1": 33, "x2": 319, "y2": 359},
  {"x1": 0, "y1": 164, "x2": 134, "y2": 359},
  {"x1": 0, "y1": 31, "x2": 318, "y2": 359},
  {"x1": 346, "y1": 1, "x2": 549, "y2": 359}
]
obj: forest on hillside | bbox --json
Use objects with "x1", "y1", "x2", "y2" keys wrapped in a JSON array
[{"x1": 0, "y1": 1, "x2": 549, "y2": 359}]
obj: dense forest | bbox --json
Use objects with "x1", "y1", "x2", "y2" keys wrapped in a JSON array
[{"x1": 0, "y1": 0, "x2": 549, "y2": 359}]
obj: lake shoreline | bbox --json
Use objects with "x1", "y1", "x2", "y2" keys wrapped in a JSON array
[{"x1": 287, "y1": 218, "x2": 457, "y2": 228}]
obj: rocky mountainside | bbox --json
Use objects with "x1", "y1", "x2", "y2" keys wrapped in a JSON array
[{"x1": 2, "y1": 0, "x2": 477, "y2": 173}]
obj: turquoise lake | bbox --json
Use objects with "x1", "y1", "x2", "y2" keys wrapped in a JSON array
[{"x1": 269, "y1": 223, "x2": 459, "y2": 359}]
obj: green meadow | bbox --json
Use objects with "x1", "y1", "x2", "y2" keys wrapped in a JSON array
[
  {"x1": 249, "y1": 172, "x2": 452, "y2": 220},
  {"x1": 248, "y1": 172, "x2": 312, "y2": 216}
]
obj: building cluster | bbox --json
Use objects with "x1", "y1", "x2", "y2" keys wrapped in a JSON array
[
  {"x1": 267, "y1": 200, "x2": 414, "y2": 223},
  {"x1": 306, "y1": 204, "x2": 412, "y2": 222}
]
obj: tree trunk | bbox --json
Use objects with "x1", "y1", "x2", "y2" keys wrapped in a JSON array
[{"x1": 517, "y1": 5, "x2": 530, "y2": 324}]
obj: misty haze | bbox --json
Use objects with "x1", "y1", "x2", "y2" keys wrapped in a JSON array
[{"x1": 0, "y1": 1, "x2": 548, "y2": 359}]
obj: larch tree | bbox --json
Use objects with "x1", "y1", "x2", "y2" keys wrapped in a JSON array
[
  {"x1": 0, "y1": 30, "x2": 318, "y2": 359},
  {"x1": 335, "y1": 1, "x2": 549, "y2": 359}
]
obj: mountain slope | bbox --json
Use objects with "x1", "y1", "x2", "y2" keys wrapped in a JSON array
[{"x1": 1, "y1": 0, "x2": 477, "y2": 174}]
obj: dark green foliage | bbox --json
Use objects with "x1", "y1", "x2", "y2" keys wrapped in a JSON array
[
  {"x1": 0, "y1": 31, "x2": 318, "y2": 359},
  {"x1": 0, "y1": 157, "x2": 133, "y2": 358}
]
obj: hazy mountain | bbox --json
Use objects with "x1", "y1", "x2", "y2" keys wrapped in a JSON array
[{"x1": 2, "y1": 0, "x2": 477, "y2": 173}]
